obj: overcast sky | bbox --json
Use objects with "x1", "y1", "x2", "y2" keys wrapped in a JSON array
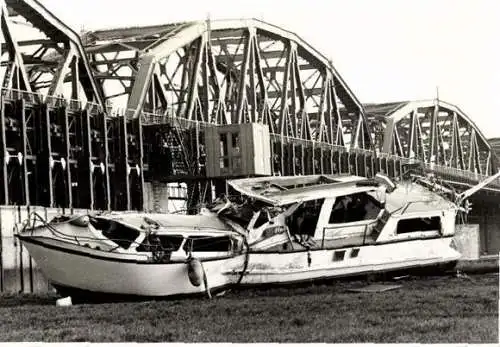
[{"x1": 40, "y1": 0, "x2": 500, "y2": 138}]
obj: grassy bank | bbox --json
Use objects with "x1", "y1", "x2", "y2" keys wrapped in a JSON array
[{"x1": 0, "y1": 273, "x2": 497, "y2": 343}]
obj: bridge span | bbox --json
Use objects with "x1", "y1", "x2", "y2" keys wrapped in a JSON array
[{"x1": 0, "y1": 0, "x2": 498, "y2": 293}]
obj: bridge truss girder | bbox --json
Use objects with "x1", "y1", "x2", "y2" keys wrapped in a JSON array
[
  {"x1": 366, "y1": 100, "x2": 497, "y2": 176},
  {"x1": 0, "y1": 0, "x2": 104, "y2": 106},
  {"x1": 84, "y1": 19, "x2": 372, "y2": 150}
]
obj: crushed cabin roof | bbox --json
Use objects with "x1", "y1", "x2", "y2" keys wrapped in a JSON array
[
  {"x1": 384, "y1": 183, "x2": 456, "y2": 215},
  {"x1": 229, "y1": 174, "x2": 457, "y2": 212},
  {"x1": 227, "y1": 175, "x2": 378, "y2": 206}
]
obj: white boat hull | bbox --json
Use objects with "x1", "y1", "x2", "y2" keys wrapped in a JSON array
[
  {"x1": 232, "y1": 237, "x2": 461, "y2": 285},
  {"x1": 19, "y1": 236, "x2": 244, "y2": 297},
  {"x1": 19, "y1": 234, "x2": 460, "y2": 298}
]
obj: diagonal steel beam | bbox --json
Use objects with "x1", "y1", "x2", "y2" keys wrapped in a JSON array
[
  {"x1": 1, "y1": 2, "x2": 32, "y2": 91},
  {"x1": 47, "y1": 42, "x2": 77, "y2": 97},
  {"x1": 278, "y1": 42, "x2": 293, "y2": 137},
  {"x1": 185, "y1": 36, "x2": 206, "y2": 121},
  {"x1": 235, "y1": 28, "x2": 253, "y2": 123}
]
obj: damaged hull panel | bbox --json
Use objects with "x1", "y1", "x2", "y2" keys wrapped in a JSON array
[{"x1": 229, "y1": 237, "x2": 459, "y2": 285}]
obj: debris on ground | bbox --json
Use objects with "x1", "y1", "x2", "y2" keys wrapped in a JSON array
[
  {"x1": 392, "y1": 275, "x2": 411, "y2": 281},
  {"x1": 455, "y1": 270, "x2": 475, "y2": 282},
  {"x1": 56, "y1": 296, "x2": 72, "y2": 306},
  {"x1": 216, "y1": 290, "x2": 228, "y2": 297},
  {"x1": 348, "y1": 284, "x2": 402, "y2": 293}
]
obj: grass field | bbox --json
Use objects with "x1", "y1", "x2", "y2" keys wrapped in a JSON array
[{"x1": 0, "y1": 273, "x2": 497, "y2": 343}]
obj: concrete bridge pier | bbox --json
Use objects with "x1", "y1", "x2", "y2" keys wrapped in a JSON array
[{"x1": 468, "y1": 194, "x2": 500, "y2": 256}]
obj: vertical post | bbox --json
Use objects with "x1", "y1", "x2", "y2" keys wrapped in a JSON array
[
  {"x1": 120, "y1": 116, "x2": 131, "y2": 210},
  {"x1": 319, "y1": 147, "x2": 324, "y2": 174},
  {"x1": 136, "y1": 116, "x2": 145, "y2": 210},
  {"x1": 270, "y1": 138, "x2": 276, "y2": 175},
  {"x1": 311, "y1": 143, "x2": 316, "y2": 175},
  {"x1": 18, "y1": 99, "x2": 29, "y2": 205},
  {"x1": 102, "y1": 112, "x2": 111, "y2": 211},
  {"x1": 280, "y1": 138, "x2": 284, "y2": 176},
  {"x1": 39, "y1": 104, "x2": 53, "y2": 207},
  {"x1": 62, "y1": 106, "x2": 73, "y2": 209},
  {"x1": 0, "y1": 98, "x2": 8, "y2": 204},
  {"x1": 80, "y1": 109, "x2": 94, "y2": 210},
  {"x1": 301, "y1": 143, "x2": 305, "y2": 175}
]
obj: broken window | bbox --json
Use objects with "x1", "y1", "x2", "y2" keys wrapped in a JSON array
[
  {"x1": 90, "y1": 218, "x2": 141, "y2": 250},
  {"x1": 396, "y1": 216, "x2": 441, "y2": 234},
  {"x1": 183, "y1": 236, "x2": 232, "y2": 252},
  {"x1": 329, "y1": 193, "x2": 382, "y2": 224},
  {"x1": 136, "y1": 235, "x2": 184, "y2": 252},
  {"x1": 288, "y1": 199, "x2": 324, "y2": 236}
]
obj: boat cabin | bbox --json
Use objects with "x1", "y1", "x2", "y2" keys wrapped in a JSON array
[
  {"x1": 83, "y1": 213, "x2": 244, "y2": 262},
  {"x1": 223, "y1": 174, "x2": 457, "y2": 252}
]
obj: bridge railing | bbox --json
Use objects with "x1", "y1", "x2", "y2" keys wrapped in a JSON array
[
  {"x1": 1, "y1": 88, "x2": 43, "y2": 104},
  {"x1": 133, "y1": 109, "x2": 500, "y2": 188},
  {"x1": 0, "y1": 88, "x2": 106, "y2": 115},
  {"x1": 381, "y1": 153, "x2": 500, "y2": 188},
  {"x1": 2, "y1": 90, "x2": 495, "y2": 190}
]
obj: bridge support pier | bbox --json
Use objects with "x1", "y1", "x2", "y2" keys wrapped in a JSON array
[{"x1": 468, "y1": 195, "x2": 500, "y2": 255}]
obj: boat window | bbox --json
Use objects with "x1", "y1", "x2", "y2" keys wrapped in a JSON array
[
  {"x1": 219, "y1": 133, "x2": 229, "y2": 169},
  {"x1": 136, "y1": 235, "x2": 184, "y2": 252},
  {"x1": 183, "y1": 236, "x2": 232, "y2": 252},
  {"x1": 396, "y1": 217, "x2": 441, "y2": 234},
  {"x1": 91, "y1": 218, "x2": 140, "y2": 249},
  {"x1": 333, "y1": 250, "x2": 346, "y2": 261},
  {"x1": 350, "y1": 248, "x2": 360, "y2": 258},
  {"x1": 329, "y1": 193, "x2": 381, "y2": 224},
  {"x1": 288, "y1": 199, "x2": 323, "y2": 237}
]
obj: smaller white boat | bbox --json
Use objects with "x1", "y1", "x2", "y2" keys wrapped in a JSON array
[
  {"x1": 16, "y1": 172, "x2": 498, "y2": 300},
  {"x1": 17, "y1": 212, "x2": 246, "y2": 299}
]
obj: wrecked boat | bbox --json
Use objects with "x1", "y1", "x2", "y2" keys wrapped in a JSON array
[{"x1": 16, "y1": 172, "x2": 494, "y2": 300}]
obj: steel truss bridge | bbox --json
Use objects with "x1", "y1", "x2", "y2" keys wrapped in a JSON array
[{"x1": 0, "y1": 0, "x2": 499, "y2": 215}]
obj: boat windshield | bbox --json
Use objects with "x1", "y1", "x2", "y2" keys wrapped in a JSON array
[
  {"x1": 136, "y1": 234, "x2": 184, "y2": 252},
  {"x1": 90, "y1": 218, "x2": 140, "y2": 249},
  {"x1": 329, "y1": 193, "x2": 382, "y2": 224}
]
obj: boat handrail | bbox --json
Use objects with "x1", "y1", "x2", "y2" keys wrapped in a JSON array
[
  {"x1": 24, "y1": 212, "x2": 141, "y2": 250},
  {"x1": 320, "y1": 220, "x2": 376, "y2": 248},
  {"x1": 24, "y1": 212, "x2": 85, "y2": 245}
]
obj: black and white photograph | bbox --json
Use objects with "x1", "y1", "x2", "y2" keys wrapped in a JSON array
[{"x1": 0, "y1": 0, "x2": 498, "y2": 343}]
